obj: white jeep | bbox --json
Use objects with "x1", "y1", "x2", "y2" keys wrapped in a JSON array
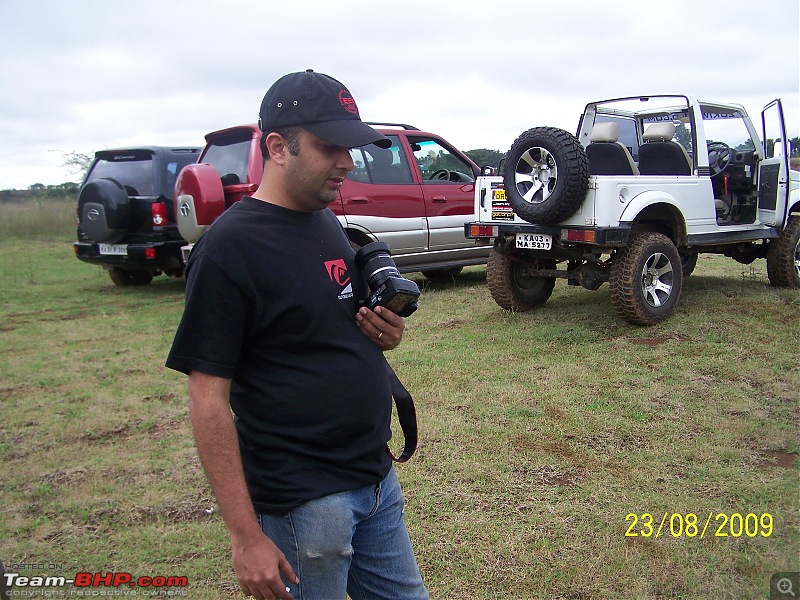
[{"x1": 465, "y1": 95, "x2": 799, "y2": 325}]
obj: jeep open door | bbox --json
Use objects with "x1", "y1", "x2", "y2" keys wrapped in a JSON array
[{"x1": 759, "y1": 99, "x2": 789, "y2": 227}]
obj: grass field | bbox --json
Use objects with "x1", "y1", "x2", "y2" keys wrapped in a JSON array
[{"x1": 0, "y1": 200, "x2": 798, "y2": 599}]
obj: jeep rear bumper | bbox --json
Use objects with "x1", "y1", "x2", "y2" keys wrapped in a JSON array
[
  {"x1": 73, "y1": 240, "x2": 185, "y2": 272},
  {"x1": 464, "y1": 222, "x2": 632, "y2": 248}
]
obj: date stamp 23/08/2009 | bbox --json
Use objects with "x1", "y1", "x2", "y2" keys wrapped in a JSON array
[{"x1": 624, "y1": 512, "x2": 774, "y2": 539}]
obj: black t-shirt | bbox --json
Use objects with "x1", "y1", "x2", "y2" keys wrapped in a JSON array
[{"x1": 166, "y1": 197, "x2": 393, "y2": 514}]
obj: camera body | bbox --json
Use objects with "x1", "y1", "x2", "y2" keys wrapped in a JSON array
[{"x1": 355, "y1": 242, "x2": 420, "y2": 318}]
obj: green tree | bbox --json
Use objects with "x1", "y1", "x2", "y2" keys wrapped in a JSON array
[
  {"x1": 674, "y1": 122, "x2": 692, "y2": 152},
  {"x1": 465, "y1": 148, "x2": 505, "y2": 169}
]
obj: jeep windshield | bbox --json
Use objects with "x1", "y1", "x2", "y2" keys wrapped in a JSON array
[{"x1": 700, "y1": 104, "x2": 757, "y2": 154}]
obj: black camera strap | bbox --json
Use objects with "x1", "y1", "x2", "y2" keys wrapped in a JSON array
[{"x1": 384, "y1": 359, "x2": 417, "y2": 463}]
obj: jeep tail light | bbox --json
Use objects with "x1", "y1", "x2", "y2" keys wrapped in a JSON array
[
  {"x1": 562, "y1": 229, "x2": 596, "y2": 243},
  {"x1": 151, "y1": 202, "x2": 168, "y2": 227},
  {"x1": 468, "y1": 225, "x2": 498, "y2": 238},
  {"x1": 145, "y1": 247, "x2": 157, "y2": 259}
]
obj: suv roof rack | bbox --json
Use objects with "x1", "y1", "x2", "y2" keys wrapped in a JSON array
[{"x1": 366, "y1": 122, "x2": 420, "y2": 131}]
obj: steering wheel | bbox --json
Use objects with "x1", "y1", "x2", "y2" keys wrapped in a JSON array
[
  {"x1": 706, "y1": 141, "x2": 733, "y2": 177},
  {"x1": 429, "y1": 169, "x2": 451, "y2": 181}
]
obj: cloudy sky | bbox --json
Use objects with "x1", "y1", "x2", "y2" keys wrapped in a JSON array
[{"x1": 1, "y1": 0, "x2": 797, "y2": 190}]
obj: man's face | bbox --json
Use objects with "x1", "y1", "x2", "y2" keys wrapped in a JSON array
[{"x1": 283, "y1": 129, "x2": 355, "y2": 212}]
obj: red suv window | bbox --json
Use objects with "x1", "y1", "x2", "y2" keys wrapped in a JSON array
[
  {"x1": 407, "y1": 136, "x2": 475, "y2": 184},
  {"x1": 348, "y1": 136, "x2": 413, "y2": 184}
]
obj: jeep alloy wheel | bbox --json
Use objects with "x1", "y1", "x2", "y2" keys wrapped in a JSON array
[
  {"x1": 609, "y1": 232, "x2": 683, "y2": 325},
  {"x1": 486, "y1": 249, "x2": 556, "y2": 311},
  {"x1": 503, "y1": 127, "x2": 589, "y2": 225}
]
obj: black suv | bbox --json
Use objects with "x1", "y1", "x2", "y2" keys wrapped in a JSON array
[{"x1": 74, "y1": 146, "x2": 200, "y2": 285}]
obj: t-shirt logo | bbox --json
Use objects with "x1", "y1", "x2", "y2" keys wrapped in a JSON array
[{"x1": 324, "y1": 258, "x2": 353, "y2": 300}]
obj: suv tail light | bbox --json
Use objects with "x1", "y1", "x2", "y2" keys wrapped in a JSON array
[
  {"x1": 468, "y1": 224, "x2": 498, "y2": 238},
  {"x1": 562, "y1": 228, "x2": 596, "y2": 243},
  {"x1": 151, "y1": 202, "x2": 168, "y2": 227}
]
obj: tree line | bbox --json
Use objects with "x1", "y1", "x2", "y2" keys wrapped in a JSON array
[
  {"x1": 0, "y1": 183, "x2": 79, "y2": 201},
  {"x1": 2, "y1": 141, "x2": 796, "y2": 200}
]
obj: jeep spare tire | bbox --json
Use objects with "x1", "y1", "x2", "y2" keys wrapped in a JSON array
[
  {"x1": 504, "y1": 127, "x2": 589, "y2": 225},
  {"x1": 78, "y1": 178, "x2": 131, "y2": 243}
]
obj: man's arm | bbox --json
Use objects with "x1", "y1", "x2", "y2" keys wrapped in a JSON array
[{"x1": 188, "y1": 371, "x2": 298, "y2": 600}]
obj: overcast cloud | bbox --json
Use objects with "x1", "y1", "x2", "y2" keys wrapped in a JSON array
[{"x1": 0, "y1": 0, "x2": 797, "y2": 190}]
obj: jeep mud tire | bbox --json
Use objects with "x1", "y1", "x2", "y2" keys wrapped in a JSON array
[
  {"x1": 766, "y1": 215, "x2": 800, "y2": 288},
  {"x1": 486, "y1": 249, "x2": 556, "y2": 311},
  {"x1": 78, "y1": 178, "x2": 131, "y2": 243},
  {"x1": 609, "y1": 232, "x2": 683, "y2": 325},
  {"x1": 680, "y1": 251, "x2": 698, "y2": 276},
  {"x1": 504, "y1": 127, "x2": 590, "y2": 225}
]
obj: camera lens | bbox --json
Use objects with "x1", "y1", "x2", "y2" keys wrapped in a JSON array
[
  {"x1": 354, "y1": 241, "x2": 420, "y2": 318},
  {"x1": 355, "y1": 242, "x2": 400, "y2": 288}
]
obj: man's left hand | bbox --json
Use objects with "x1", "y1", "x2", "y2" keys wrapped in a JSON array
[{"x1": 356, "y1": 306, "x2": 405, "y2": 350}]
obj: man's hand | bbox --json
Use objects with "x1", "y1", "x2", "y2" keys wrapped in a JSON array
[
  {"x1": 233, "y1": 531, "x2": 298, "y2": 600},
  {"x1": 356, "y1": 305, "x2": 405, "y2": 350}
]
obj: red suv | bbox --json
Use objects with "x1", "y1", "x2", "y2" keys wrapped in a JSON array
[{"x1": 175, "y1": 123, "x2": 489, "y2": 278}]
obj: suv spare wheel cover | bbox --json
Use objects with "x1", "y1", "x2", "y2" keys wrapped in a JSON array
[
  {"x1": 78, "y1": 178, "x2": 131, "y2": 243},
  {"x1": 175, "y1": 163, "x2": 225, "y2": 226}
]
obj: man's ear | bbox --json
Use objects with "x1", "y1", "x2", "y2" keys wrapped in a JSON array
[{"x1": 265, "y1": 132, "x2": 289, "y2": 165}]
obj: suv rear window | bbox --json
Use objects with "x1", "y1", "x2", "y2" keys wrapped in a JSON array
[
  {"x1": 87, "y1": 151, "x2": 156, "y2": 197},
  {"x1": 86, "y1": 149, "x2": 197, "y2": 199},
  {"x1": 201, "y1": 131, "x2": 253, "y2": 185}
]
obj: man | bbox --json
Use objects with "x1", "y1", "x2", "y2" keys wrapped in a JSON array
[{"x1": 166, "y1": 70, "x2": 428, "y2": 600}]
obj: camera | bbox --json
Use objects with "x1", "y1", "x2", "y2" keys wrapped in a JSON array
[{"x1": 355, "y1": 242, "x2": 420, "y2": 317}]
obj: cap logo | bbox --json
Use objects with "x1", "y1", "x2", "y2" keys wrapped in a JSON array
[{"x1": 338, "y1": 90, "x2": 358, "y2": 115}]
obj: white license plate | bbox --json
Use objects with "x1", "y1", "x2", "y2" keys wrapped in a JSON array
[
  {"x1": 515, "y1": 233, "x2": 552, "y2": 250},
  {"x1": 98, "y1": 244, "x2": 128, "y2": 256}
]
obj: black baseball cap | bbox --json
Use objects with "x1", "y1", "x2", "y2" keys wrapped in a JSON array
[{"x1": 259, "y1": 69, "x2": 391, "y2": 149}]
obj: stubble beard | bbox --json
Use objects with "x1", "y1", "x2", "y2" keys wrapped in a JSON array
[{"x1": 285, "y1": 158, "x2": 339, "y2": 212}]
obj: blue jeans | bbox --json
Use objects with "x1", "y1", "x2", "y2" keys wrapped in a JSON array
[{"x1": 256, "y1": 466, "x2": 428, "y2": 600}]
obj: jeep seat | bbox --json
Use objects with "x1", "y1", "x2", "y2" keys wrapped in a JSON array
[
  {"x1": 638, "y1": 122, "x2": 692, "y2": 176},
  {"x1": 585, "y1": 122, "x2": 639, "y2": 176}
]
